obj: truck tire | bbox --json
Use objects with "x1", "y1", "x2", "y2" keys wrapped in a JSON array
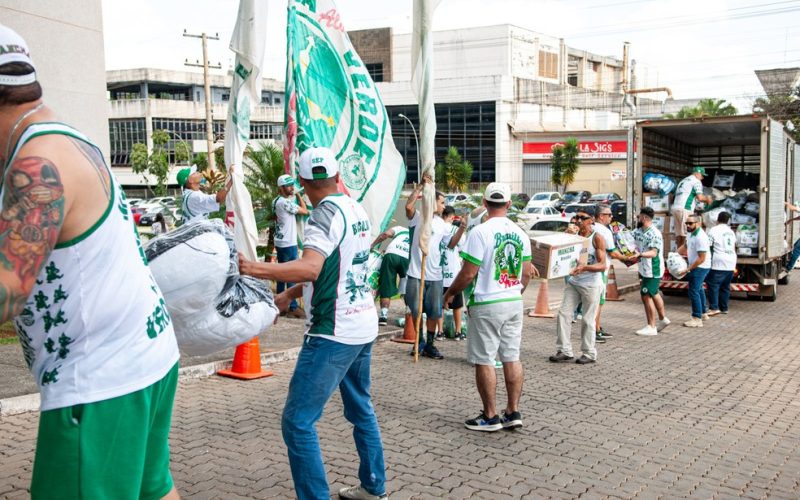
[
  {"x1": 763, "y1": 284, "x2": 778, "y2": 302},
  {"x1": 779, "y1": 273, "x2": 790, "y2": 285}
]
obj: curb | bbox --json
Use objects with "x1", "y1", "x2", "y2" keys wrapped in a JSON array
[{"x1": 0, "y1": 329, "x2": 404, "y2": 417}]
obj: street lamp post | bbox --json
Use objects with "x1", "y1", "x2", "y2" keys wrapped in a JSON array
[
  {"x1": 164, "y1": 130, "x2": 193, "y2": 166},
  {"x1": 397, "y1": 113, "x2": 420, "y2": 184}
]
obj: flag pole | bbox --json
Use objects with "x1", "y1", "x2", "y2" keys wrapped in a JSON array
[{"x1": 413, "y1": 256, "x2": 427, "y2": 363}]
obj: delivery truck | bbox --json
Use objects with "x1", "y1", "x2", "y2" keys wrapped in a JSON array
[{"x1": 631, "y1": 115, "x2": 800, "y2": 301}]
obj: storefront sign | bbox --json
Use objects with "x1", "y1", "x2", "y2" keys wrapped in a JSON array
[
  {"x1": 523, "y1": 140, "x2": 628, "y2": 160},
  {"x1": 611, "y1": 169, "x2": 626, "y2": 180}
]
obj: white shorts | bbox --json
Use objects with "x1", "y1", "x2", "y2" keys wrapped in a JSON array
[{"x1": 467, "y1": 301, "x2": 523, "y2": 365}]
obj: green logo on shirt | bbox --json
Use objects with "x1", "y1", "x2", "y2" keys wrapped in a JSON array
[{"x1": 493, "y1": 233, "x2": 524, "y2": 287}]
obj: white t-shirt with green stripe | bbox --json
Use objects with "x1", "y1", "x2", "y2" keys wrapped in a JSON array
[
  {"x1": 672, "y1": 175, "x2": 704, "y2": 211},
  {"x1": 384, "y1": 226, "x2": 410, "y2": 259},
  {"x1": 634, "y1": 225, "x2": 664, "y2": 278},
  {"x1": 301, "y1": 193, "x2": 378, "y2": 345},
  {"x1": 460, "y1": 216, "x2": 532, "y2": 306}
]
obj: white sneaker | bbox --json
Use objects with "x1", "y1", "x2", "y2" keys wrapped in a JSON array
[
  {"x1": 702, "y1": 313, "x2": 710, "y2": 321},
  {"x1": 338, "y1": 485, "x2": 388, "y2": 500},
  {"x1": 635, "y1": 325, "x2": 658, "y2": 336},
  {"x1": 657, "y1": 318, "x2": 671, "y2": 331},
  {"x1": 683, "y1": 317, "x2": 703, "y2": 328}
]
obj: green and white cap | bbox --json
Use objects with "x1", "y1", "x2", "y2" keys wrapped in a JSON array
[
  {"x1": 0, "y1": 24, "x2": 37, "y2": 86},
  {"x1": 299, "y1": 147, "x2": 338, "y2": 180},
  {"x1": 176, "y1": 164, "x2": 197, "y2": 187},
  {"x1": 693, "y1": 166, "x2": 707, "y2": 176},
  {"x1": 277, "y1": 174, "x2": 294, "y2": 187}
]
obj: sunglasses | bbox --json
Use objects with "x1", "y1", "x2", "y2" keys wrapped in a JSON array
[
  {"x1": 685, "y1": 222, "x2": 696, "y2": 227},
  {"x1": 575, "y1": 215, "x2": 592, "y2": 221},
  {"x1": 599, "y1": 213, "x2": 612, "y2": 217}
]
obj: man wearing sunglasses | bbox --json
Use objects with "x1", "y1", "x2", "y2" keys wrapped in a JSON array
[
  {"x1": 550, "y1": 210, "x2": 607, "y2": 365},
  {"x1": 678, "y1": 215, "x2": 711, "y2": 327},
  {"x1": 594, "y1": 208, "x2": 629, "y2": 341}
]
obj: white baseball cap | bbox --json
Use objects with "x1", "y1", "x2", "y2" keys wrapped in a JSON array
[
  {"x1": 484, "y1": 182, "x2": 511, "y2": 203},
  {"x1": 0, "y1": 24, "x2": 37, "y2": 86},
  {"x1": 298, "y1": 147, "x2": 338, "y2": 180},
  {"x1": 277, "y1": 174, "x2": 294, "y2": 187}
]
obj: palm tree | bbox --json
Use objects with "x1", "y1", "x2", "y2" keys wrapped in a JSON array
[
  {"x1": 550, "y1": 138, "x2": 580, "y2": 193},
  {"x1": 243, "y1": 141, "x2": 286, "y2": 254},
  {"x1": 666, "y1": 98, "x2": 738, "y2": 119},
  {"x1": 434, "y1": 146, "x2": 473, "y2": 192}
]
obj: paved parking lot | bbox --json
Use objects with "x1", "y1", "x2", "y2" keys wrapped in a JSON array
[{"x1": 2, "y1": 277, "x2": 800, "y2": 498}]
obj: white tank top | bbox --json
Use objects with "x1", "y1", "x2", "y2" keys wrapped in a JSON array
[
  {"x1": 569, "y1": 231, "x2": 603, "y2": 287},
  {"x1": 6, "y1": 122, "x2": 179, "y2": 411}
]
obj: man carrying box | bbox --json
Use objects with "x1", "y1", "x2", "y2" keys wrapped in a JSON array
[
  {"x1": 549, "y1": 209, "x2": 607, "y2": 365},
  {"x1": 671, "y1": 166, "x2": 712, "y2": 248}
]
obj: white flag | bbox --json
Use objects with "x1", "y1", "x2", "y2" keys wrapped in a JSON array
[
  {"x1": 224, "y1": 0, "x2": 267, "y2": 261},
  {"x1": 284, "y1": 0, "x2": 406, "y2": 237}
]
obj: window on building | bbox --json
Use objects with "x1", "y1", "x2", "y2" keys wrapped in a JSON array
[
  {"x1": 568, "y1": 75, "x2": 578, "y2": 86},
  {"x1": 274, "y1": 96, "x2": 282, "y2": 105},
  {"x1": 221, "y1": 93, "x2": 230, "y2": 102},
  {"x1": 108, "y1": 118, "x2": 147, "y2": 166},
  {"x1": 365, "y1": 63, "x2": 384, "y2": 83},
  {"x1": 538, "y1": 51, "x2": 558, "y2": 79}
]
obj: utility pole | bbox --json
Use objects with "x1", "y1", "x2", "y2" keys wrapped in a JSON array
[{"x1": 184, "y1": 29, "x2": 221, "y2": 171}]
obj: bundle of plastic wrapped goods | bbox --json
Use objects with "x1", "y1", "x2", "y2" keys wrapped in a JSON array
[
  {"x1": 615, "y1": 229, "x2": 639, "y2": 262},
  {"x1": 722, "y1": 193, "x2": 747, "y2": 211},
  {"x1": 702, "y1": 207, "x2": 731, "y2": 229},
  {"x1": 667, "y1": 252, "x2": 689, "y2": 279},
  {"x1": 366, "y1": 250, "x2": 383, "y2": 296},
  {"x1": 710, "y1": 187, "x2": 727, "y2": 201},
  {"x1": 713, "y1": 171, "x2": 736, "y2": 189},
  {"x1": 643, "y1": 173, "x2": 677, "y2": 196},
  {"x1": 744, "y1": 202, "x2": 760, "y2": 216},
  {"x1": 736, "y1": 224, "x2": 759, "y2": 256},
  {"x1": 145, "y1": 219, "x2": 279, "y2": 356},
  {"x1": 732, "y1": 212, "x2": 757, "y2": 225}
]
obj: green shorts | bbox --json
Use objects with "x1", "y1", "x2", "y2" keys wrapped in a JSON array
[
  {"x1": 599, "y1": 271, "x2": 608, "y2": 305},
  {"x1": 378, "y1": 253, "x2": 409, "y2": 299},
  {"x1": 640, "y1": 276, "x2": 661, "y2": 297},
  {"x1": 32, "y1": 363, "x2": 179, "y2": 500}
]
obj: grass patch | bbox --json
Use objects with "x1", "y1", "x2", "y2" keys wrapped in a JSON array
[
  {"x1": 0, "y1": 336, "x2": 18, "y2": 345},
  {"x1": 0, "y1": 321, "x2": 17, "y2": 344}
]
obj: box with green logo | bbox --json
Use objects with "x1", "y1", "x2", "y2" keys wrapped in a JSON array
[{"x1": 530, "y1": 233, "x2": 589, "y2": 280}]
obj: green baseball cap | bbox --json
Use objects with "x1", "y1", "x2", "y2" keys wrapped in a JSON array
[
  {"x1": 176, "y1": 165, "x2": 197, "y2": 187},
  {"x1": 692, "y1": 166, "x2": 707, "y2": 176},
  {"x1": 277, "y1": 174, "x2": 294, "y2": 187}
]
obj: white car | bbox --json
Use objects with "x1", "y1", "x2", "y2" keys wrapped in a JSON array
[
  {"x1": 525, "y1": 191, "x2": 562, "y2": 209},
  {"x1": 521, "y1": 214, "x2": 570, "y2": 233},
  {"x1": 444, "y1": 193, "x2": 470, "y2": 205},
  {"x1": 516, "y1": 209, "x2": 564, "y2": 230}
]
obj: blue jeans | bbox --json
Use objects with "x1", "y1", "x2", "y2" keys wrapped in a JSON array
[
  {"x1": 788, "y1": 238, "x2": 800, "y2": 272},
  {"x1": 705, "y1": 269, "x2": 733, "y2": 312},
  {"x1": 686, "y1": 267, "x2": 710, "y2": 318},
  {"x1": 282, "y1": 336, "x2": 386, "y2": 500},
  {"x1": 276, "y1": 245, "x2": 299, "y2": 310}
]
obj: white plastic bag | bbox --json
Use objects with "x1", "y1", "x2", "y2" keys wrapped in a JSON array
[
  {"x1": 736, "y1": 224, "x2": 758, "y2": 248},
  {"x1": 667, "y1": 252, "x2": 688, "y2": 279},
  {"x1": 732, "y1": 213, "x2": 757, "y2": 225}
]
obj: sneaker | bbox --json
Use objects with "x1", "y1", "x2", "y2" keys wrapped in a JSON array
[
  {"x1": 707, "y1": 310, "x2": 721, "y2": 317},
  {"x1": 422, "y1": 344, "x2": 444, "y2": 359},
  {"x1": 702, "y1": 313, "x2": 710, "y2": 321},
  {"x1": 455, "y1": 332, "x2": 467, "y2": 341},
  {"x1": 338, "y1": 485, "x2": 388, "y2": 500},
  {"x1": 575, "y1": 355, "x2": 596, "y2": 365},
  {"x1": 657, "y1": 317, "x2": 671, "y2": 331},
  {"x1": 594, "y1": 335, "x2": 606, "y2": 344},
  {"x1": 721, "y1": 310, "x2": 728, "y2": 315},
  {"x1": 464, "y1": 412, "x2": 502, "y2": 432},
  {"x1": 494, "y1": 360, "x2": 503, "y2": 369},
  {"x1": 408, "y1": 344, "x2": 425, "y2": 356},
  {"x1": 597, "y1": 328, "x2": 613, "y2": 339},
  {"x1": 635, "y1": 325, "x2": 658, "y2": 336},
  {"x1": 501, "y1": 410, "x2": 523, "y2": 429},
  {"x1": 434, "y1": 332, "x2": 444, "y2": 341},
  {"x1": 548, "y1": 352, "x2": 574, "y2": 363},
  {"x1": 683, "y1": 317, "x2": 703, "y2": 328},
  {"x1": 378, "y1": 316, "x2": 388, "y2": 326}
]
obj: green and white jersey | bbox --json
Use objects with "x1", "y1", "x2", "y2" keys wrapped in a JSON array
[
  {"x1": 460, "y1": 217, "x2": 531, "y2": 306},
  {"x1": 6, "y1": 123, "x2": 179, "y2": 411},
  {"x1": 301, "y1": 193, "x2": 377, "y2": 345},
  {"x1": 181, "y1": 189, "x2": 219, "y2": 223},
  {"x1": 707, "y1": 224, "x2": 736, "y2": 271},
  {"x1": 384, "y1": 225, "x2": 410, "y2": 259},
  {"x1": 441, "y1": 224, "x2": 464, "y2": 287},
  {"x1": 273, "y1": 195, "x2": 300, "y2": 248},
  {"x1": 593, "y1": 223, "x2": 616, "y2": 270},
  {"x1": 673, "y1": 175, "x2": 704, "y2": 211},
  {"x1": 407, "y1": 211, "x2": 452, "y2": 282},
  {"x1": 634, "y1": 225, "x2": 664, "y2": 278},
  {"x1": 687, "y1": 227, "x2": 712, "y2": 269}
]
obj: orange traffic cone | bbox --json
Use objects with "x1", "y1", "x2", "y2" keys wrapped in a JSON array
[
  {"x1": 528, "y1": 280, "x2": 555, "y2": 318},
  {"x1": 605, "y1": 265, "x2": 624, "y2": 301},
  {"x1": 391, "y1": 311, "x2": 416, "y2": 344},
  {"x1": 217, "y1": 337, "x2": 274, "y2": 380}
]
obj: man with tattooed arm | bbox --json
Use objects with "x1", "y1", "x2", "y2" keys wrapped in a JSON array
[{"x1": 0, "y1": 25, "x2": 181, "y2": 499}]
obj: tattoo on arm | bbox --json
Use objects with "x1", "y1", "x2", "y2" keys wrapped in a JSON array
[
  {"x1": 69, "y1": 137, "x2": 110, "y2": 199},
  {"x1": 0, "y1": 156, "x2": 65, "y2": 321}
]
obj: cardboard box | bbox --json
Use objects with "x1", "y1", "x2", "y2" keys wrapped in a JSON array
[
  {"x1": 652, "y1": 215, "x2": 672, "y2": 235},
  {"x1": 531, "y1": 233, "x2": 589, "y2": 280},
  {"x1": 662, "y1": 233, "x2": 677, "y2": 255},
  {"x1": 643, "y1": 193, "x2": 673, "y2": 213}
]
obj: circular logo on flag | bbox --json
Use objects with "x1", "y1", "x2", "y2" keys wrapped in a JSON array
[{"x1": 340, "y1": 153, "x2": 367, "y2": 190}]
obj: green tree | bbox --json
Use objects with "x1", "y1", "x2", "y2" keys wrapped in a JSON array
[
  {"x1": 130, "y1": 129, "x2": 170, "y2": 196},
  {"x1": 174, "y1": 141, "x2": 191, "y2": 165},
  {"x1": 666, "y1": 98, "x2": 738, "y2": 119},
  {"x1": 753, "y1": 86, "x2": 800, "y2": 140},
  {"x1": 243, "y1": 141, "x2": 286, "y2": 254},
  {"x1": 434, "y1": 146, "x2": 473, "y2": 192},
  {"x1": 550, "y1": 137, "x2": 580, "y2": 193}
]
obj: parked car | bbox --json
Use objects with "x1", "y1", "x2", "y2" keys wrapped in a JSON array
[
  {"x1": 510, "y1": 192, "x2": 530, "y2": 208},
  {"x1": 139, "y1": 207, "x2": 176, "y2": 227},
  {"x1": 515, "y1": 205, "x2": 561, "y2": 230},
  {"x1": 562, "y1": 203, "x2": 599, "y2": 218},
  {"x1": 444, "y1": 193, "x2": 470, "y2": 205},
  {"x1": 126, "y1": 198, "x2": 143, "y2": 207},
  {"x1": 528, "y1": 216, "x2": 571, "y2": 233},
  {"x1": 555, "y1": 190, "x2": 591, "y2": 210},
  {"x1": 526, "y1": 191, "x2": 561, "y2": 209},
  {"x1": 587, "y1": 192, "x2": 621, "y2": 205},
  {"x1": 610, "y1": 200, "x2": 627, "y2": 225}
]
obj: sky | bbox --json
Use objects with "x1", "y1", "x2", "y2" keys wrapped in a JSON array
[{"x1": 101, "y1": 0, "x2": 800, "y2": 111}]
